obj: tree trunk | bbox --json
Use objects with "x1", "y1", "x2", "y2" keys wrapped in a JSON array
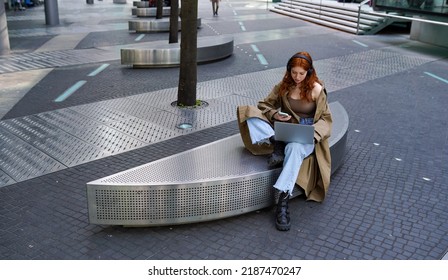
[
  {"x1": 177, "y1": 0, "x2": 197, "y2": 107},
  {"x1": 169, "y1": 0, "x2": 179, "y2": 44},
  {"x1": 156, "y1": 0, "x2": 163, "y2": 19}
]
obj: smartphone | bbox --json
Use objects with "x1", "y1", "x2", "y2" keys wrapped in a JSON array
[{"x1": 277, "y1": 111, "x2": 289, "y2": 117}]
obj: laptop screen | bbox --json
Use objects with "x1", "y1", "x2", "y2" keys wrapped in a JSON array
[{"x1": 274, "y1": 122, "x2": 314, "y2": 144}]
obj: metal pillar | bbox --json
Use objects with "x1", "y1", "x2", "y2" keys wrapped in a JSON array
[
  {"x1": 0, "y1": 0, "x2": 11, "y2": 55},
  {"x1": 44, "y1": 0, "x2": 60, "y2": 26}
]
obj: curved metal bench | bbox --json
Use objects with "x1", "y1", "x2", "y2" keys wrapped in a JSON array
[
  {"x1": 133, "y1": 1, "x2": 152, "y2": 7},
  {"x1": 121, "y1": 35, "x2": 234, "y2": 68},
  {"x1": 133, "y1": 0, "x2": 169, "y2": 7},
  {"x1": 132, "y1": 7, "x2": 173, "y2": 17},
  {"x1": 86, "y1": 102, "x2": 349, "y2": 227},
  {"x1": 129, "y1": 18, "x2": 201, "y2": 32}
]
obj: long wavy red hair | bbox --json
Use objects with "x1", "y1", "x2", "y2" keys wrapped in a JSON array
[{"x1": 279, "y1": 51, "x2": 320, "y2": 102}]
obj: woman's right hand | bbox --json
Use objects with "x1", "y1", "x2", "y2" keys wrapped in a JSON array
[{"x1": 274, "y1": 112, "x2": 292, "y2": 122}]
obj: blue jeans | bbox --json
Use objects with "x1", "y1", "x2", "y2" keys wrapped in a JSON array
[{"x1": 247, "y1": 117, "x2": 315, "y2": 195}]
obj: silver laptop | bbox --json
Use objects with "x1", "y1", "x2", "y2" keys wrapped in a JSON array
[{"x1": 274, "y1": 122, "x2": 315, "y2": 144}]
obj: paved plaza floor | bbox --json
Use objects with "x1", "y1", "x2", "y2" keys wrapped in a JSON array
[{"x1": 0, "y1": 0, "x2": 447, "y2": 263}]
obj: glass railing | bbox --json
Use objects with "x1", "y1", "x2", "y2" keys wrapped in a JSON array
[{"x1": 372, "y1": 0, "x2": 448, "y2": 17}]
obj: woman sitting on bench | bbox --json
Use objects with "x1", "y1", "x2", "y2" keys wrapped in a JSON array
[{"x1": 237, "y1": 51, "x2": 332, "y2": 231}]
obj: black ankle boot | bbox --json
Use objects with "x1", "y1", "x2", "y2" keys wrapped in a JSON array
[
  {"x1": 267, "y1": 136, "x2": 285, "y2": 167},
  {"x1": 275, "y1": 191, "x2": 291, "y2": 231}
]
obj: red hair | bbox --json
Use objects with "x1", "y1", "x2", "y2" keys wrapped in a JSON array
[{"x1": 279, "y1": 51, "x2": 320, "y2": 102}]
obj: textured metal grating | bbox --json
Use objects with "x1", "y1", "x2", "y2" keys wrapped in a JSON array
[
  {"x1": 234, "y1": 88, "x2": 271, "y2": 101},
  {"x1": 214, "y1": 94, "x2": 259, "y2": 107},
  {"x1": 0, "y1": 115, "x2": 63, "y2": 141},
  {"x1": 0, "y1": 128, "x2": 66, "y2": 182},
  {"x1": 0, "y1": 114, "x2": 111, "y2": 167},
  {"x1": 31, "y1": 134, "x2": 111, "y2": 167},
  {"x1": 319, "y1": 72, "x2": 358, "y2": 92},
  {"x1": 106, "y1": 116, "x2": 180, "y2": 143},
  {"x1": 36, "y1": 108, "x2": 101, "y2": 133},
  {"x1": 196, "y1": 85, "x2": 235, "y2": 100},
  {"x1": 95, "y1": 98, "x2": 163, "y2": 120},
  {"x1": 140, "y1": 111, "x2": 211, "y2": 134},
  {"x1": 129, "y1": 88, "x2": 178, "y2": 107},
  {"x1": 317, "y1": 49, "x2": 400, "y2": 67},
  {"x1": 236, "y1": 68, "x2": 285, "y2": 86},
  {"x1": 203, "y1": 96, "x2": 256, "y2": 120},
  {"x1": 315, "y1": 50, "x2": 434, "y2": 92},
  {"x1": 196, "y1": 77, "x2": 251, "y2": 99},
  {"x1": 224, "y1": 71, "x2": 284, "y2": 99},
  {"x1": 74, "y1": 124, "x2": 147, "y2": 154},
  {"x1": 69, "y1": 103, "x2": 130, "y2": 124},
  {"x1": 0, "y1": 48, "x2": 119, "y2": 73},
  {"x1": 159, "y1": 101, "x2": 236, "y2": 127},
  {"x1": 227, "y1": 72, "x2": 278, "y2": 99}
]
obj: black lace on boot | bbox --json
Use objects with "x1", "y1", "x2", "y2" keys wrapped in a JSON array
[{"x1": 275, "y1": 191, "x2": 291, "y2": 231}]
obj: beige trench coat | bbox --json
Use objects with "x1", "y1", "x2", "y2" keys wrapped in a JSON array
[{"x1": 237, "y1": 83, "x2": 333, "y2": 202}]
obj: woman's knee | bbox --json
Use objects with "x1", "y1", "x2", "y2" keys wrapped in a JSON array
[
  {"x1": 285, "y1": 142, "x2": 313, "y2": 157},
  {"x1": 285, "y1": 142, "x2": 302, "y2": 154}
]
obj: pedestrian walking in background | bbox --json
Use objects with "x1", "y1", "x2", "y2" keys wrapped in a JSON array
[
  {"x1": 211, "y1": 0, "x2": 220, "y2": 16},
  {"x1": 14, "y1": 0, "x2": 25, "y2": 11}
]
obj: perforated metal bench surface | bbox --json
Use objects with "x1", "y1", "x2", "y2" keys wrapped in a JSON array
[
  {"x1": 132, "y1": 7, "x2": 172, "y2": 17},
  {"x1": 133, "y1": 1, "x2": 153, "y2": 8},
  {"x1": 128, "y1": 18, "x2": 201, "y2": 32},
  {"x1": 86, "y1": 102, "x2": 349, "y2": 227},
  {"x1": 132, "y1": 1, "x2": 173, "y2": 8},
  {"x1": 120, "y1": 35, "x2": 234, "y2": 68}
]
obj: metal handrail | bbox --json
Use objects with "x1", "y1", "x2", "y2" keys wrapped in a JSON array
[
  {"x1": 356, "y1": 0, "x2": 371, "y2": 35},
  {"x1": 368, "y1": 11, "x2": 448, "y2": 27}
]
